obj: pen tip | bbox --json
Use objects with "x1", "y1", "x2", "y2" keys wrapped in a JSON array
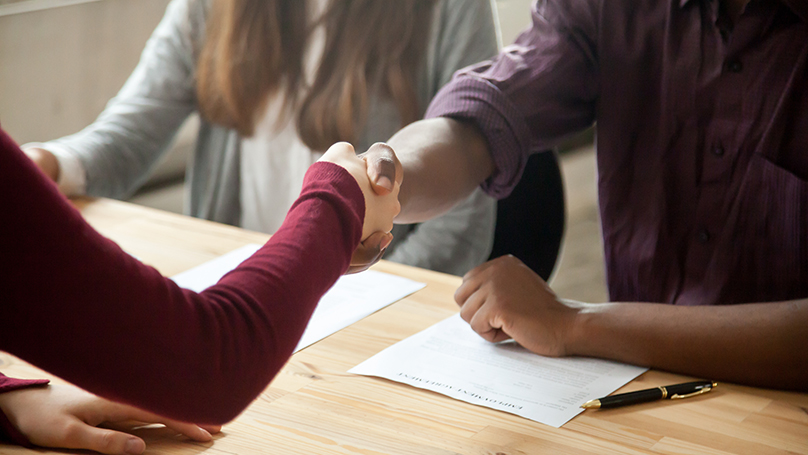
[{"x1": 581, "y1": 399, "x2": 601, "y2": 409}]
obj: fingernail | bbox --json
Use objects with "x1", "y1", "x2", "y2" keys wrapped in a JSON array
[
  {"x1": 380, "y1": 235, "x2": 393, "y2": 250},
  {"x1": 376, "y1": 175, "x2": 394, "y2": 192},
  {"x1": 125, "y1": 438, "x2": 145, "y2": 455}
]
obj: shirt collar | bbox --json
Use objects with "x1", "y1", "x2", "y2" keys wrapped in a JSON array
[{"x1": 677, "y1": 0, "x2": 808, "y2": 22}]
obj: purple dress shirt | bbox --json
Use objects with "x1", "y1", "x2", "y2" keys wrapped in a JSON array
[{"x1": 426, "y1": 0, "x2": 808, "y2": 305}]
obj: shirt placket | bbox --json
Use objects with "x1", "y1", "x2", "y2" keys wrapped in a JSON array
[{"x1": 680, "y1": 3, "x2": 764, "y2": 302}]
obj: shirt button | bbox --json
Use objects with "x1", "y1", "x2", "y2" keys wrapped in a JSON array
[
  {"x1": 726, "y1": 59, "x2": 743, "y2": 73},
  {"x1": 712, "y1": 146, "x2": 725, "y2": 157},
  {"x1": 697, "y1": 229, "x2": 711, "y2": 244}
]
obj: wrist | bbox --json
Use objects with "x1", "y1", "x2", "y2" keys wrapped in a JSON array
[
  {"x1": 0, "y1": 387, "x2": 45, "y2": 448},
  {"x1": 562, "y1": 301, "x2": 599, "y2": 357}
]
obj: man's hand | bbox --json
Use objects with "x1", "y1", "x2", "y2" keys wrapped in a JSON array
[
  {"x1": 23, "y1": 147, "x2": 60, "y2": 182},
  {"x1": 0, "y1": 384, "x2": 221, "y2": 455},
  {"x1": 454, "y1": 255, "x2": 581, "y2": 356},
  {"x1": 359, "y1": 142, "x2": 403, "y2": 197}
]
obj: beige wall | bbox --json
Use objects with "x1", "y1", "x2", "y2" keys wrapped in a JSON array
[
  {"x1": 1, "y1": 0, "x2": 534, "y2": 144},
  {"x1": 495, "y1": 0, "x2": 533, "y2": 45},
  {"x1": 0, "y1": 0, "x2": 171, "y2": 143}
]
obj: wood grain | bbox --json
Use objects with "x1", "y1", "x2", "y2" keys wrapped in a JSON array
[{"x1": 2, "y1": 159, "x2": 807, "y2": 453}]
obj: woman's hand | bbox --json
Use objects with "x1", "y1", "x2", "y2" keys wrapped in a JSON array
[
  {"x1": 0, "y1": 384, "x2": 220, "y2": 455},
  {"x1": 319, "y1": 142, "x2": 402, "y2": 242},
  {"x1": 23, "y1": 147, "x2": 60, "y2": 182}
]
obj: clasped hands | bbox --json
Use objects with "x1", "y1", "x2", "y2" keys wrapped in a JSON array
[
  {"x1": 318, "y1": 142, "x2": 404, "y2": 273},
  {"x1": 26, "y1": 141, "x2": 405, "y2": 275}
]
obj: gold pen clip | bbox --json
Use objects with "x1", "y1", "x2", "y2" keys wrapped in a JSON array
[{"x1": 669, "y1": 382, "x2": 718, "y2": 400}]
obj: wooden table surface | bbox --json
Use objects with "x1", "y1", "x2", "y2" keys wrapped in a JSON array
[{"x1": 1, "y1": 197, "x2": 807, "y2": 455}]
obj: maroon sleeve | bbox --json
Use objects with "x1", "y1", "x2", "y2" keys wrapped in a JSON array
[
  {"x1": 0, "y1": 373, "x2": 49, "y2": 447},
  {"x1": 0, "y1": 128, "x2": 364, "y2": 424},
  {"x1": 425, "y1": 0, "x2": 599, "y2": 199}
]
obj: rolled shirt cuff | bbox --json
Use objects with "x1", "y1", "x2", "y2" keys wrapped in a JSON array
[{"x1": 425, "y1": 75, "x2": 532, "y2": 200}]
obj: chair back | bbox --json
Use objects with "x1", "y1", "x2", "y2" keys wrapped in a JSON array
[{"x1": 488, "y1": 150, "x2": 565, "y2": 280}]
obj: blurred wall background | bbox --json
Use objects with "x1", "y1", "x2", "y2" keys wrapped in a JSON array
[
  {"x1": 0, "y1": 0, "x2": 534, "y2": 211},
  {"x1": 0, "y1": 0, "x2": 174, "y2": 145}
]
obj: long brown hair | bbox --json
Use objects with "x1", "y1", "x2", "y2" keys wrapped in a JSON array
[{"x1": 196, "y1": 0, "x2": 436, "y2": 151}]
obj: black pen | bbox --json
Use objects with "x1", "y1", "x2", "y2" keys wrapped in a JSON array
[{"x1": 581, "y1": 381, "x2": 717, "y2": 409}]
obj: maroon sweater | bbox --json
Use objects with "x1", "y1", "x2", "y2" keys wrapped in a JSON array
[{"x1": 0, "y1": 127, "x2": 364, "y2": 436}]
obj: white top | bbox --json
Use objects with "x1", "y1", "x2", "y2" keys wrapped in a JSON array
[{"x1": 240, "y1": 0, "x2": 330, "y2": 233}]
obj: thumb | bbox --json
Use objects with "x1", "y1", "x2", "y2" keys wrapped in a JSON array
[{"x1": 360, "y1": 143, "x2": 402, "y2": 196}]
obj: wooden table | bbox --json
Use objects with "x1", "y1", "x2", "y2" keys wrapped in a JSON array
[{"x1": 2, "y1": 198, "x2": 807, "y2": 455}]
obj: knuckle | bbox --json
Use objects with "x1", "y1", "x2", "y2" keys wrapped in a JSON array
[
  {"x1": 454, "y1": 286, "x2": 468, "y2": 303},
  {"x1": 472, "y1": 324, "x2": 489, "y2": 338},
  {"x1": 459, "y1": 307, "x2": 471, "y2": 322},
  {"x1": 370, "y1": 142, "x2": 395, "y2": 154},
  {"x1": 329, "y1": 141, "x2": 355, "y2": 156}
]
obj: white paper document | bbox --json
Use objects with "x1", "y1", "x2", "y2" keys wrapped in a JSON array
[
  {"x1": 350, "y1": 314, "x2": 647, "y2": 427},
  {"x1": 172, "y1": 244, "x2": 426, "y2": 352}
]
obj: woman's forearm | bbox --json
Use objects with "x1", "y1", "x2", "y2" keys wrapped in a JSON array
[{"x1": 3, "y1": 127, "x2": 364, "y2": 424}]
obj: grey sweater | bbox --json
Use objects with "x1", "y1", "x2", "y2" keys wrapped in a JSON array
[{"x1": 43, "y1": 0, "x2": 499, "y2": 275}]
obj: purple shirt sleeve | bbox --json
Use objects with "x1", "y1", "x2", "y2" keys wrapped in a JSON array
[{"x1": 426, "y1": 0, "x2": 599, "y2": 198}]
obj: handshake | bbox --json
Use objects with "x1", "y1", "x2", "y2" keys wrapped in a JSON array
[
  {"x1": 26, "y1": 140, "x2": 406, "y2": 274},
  {"x1": 317, "y1": 142, "x2": 404, "y2": 273}
]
